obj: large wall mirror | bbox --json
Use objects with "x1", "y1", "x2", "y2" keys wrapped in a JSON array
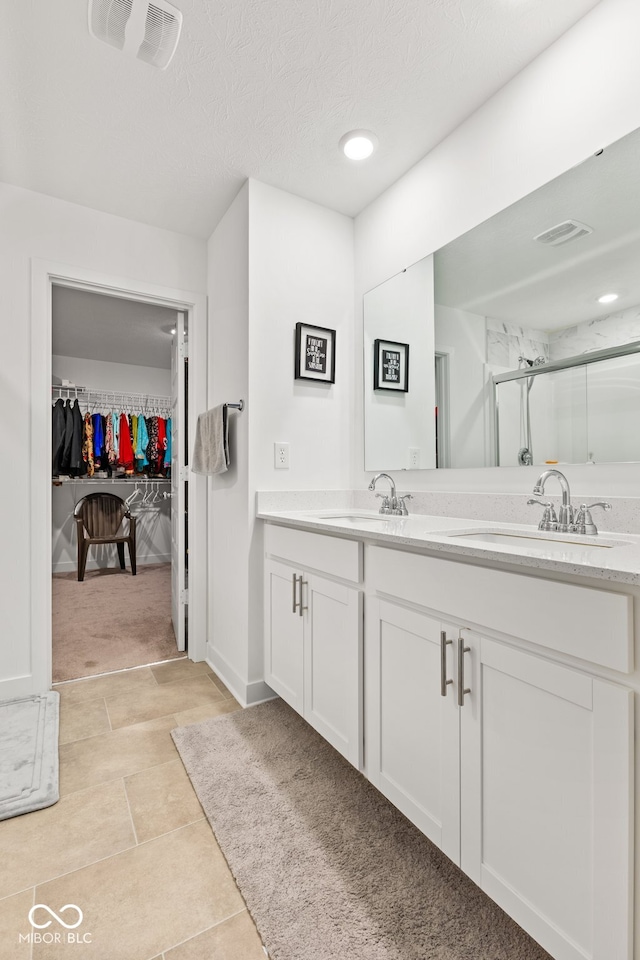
[{"x1": 364, "y1": 124, "x2": 640, "y2": 471}]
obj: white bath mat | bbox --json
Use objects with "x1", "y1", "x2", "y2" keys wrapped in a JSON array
[{"x1": 0, "y1": 692, "x2": 60, "y2": 820}]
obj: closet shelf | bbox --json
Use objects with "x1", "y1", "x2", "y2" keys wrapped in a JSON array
[
  {"x1": 52, "y1": 384, "x2": 171, "y2": 416},
  {"x1": 52, "y1": 477, "x2": 171, "y2": 485}
]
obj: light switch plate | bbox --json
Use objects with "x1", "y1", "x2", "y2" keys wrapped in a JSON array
[{"x1": 408, "y1": 447, "x2": 420, "y2": 469}]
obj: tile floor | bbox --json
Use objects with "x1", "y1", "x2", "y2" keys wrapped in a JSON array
[{"x1": 0, "y1": 660, "x2": 268, "y2": 960}]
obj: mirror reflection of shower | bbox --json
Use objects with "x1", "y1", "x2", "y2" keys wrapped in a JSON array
[{"x1": 517, "y1": 355, "x2": 547, "y2": 465}]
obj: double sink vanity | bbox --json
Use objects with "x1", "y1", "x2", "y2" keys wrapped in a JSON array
[{"x1": 258, "y1": 472, "x2": 637, "y2": 960}]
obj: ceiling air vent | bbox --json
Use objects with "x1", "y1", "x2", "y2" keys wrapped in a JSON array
[
  {"x1": 533, "y1": 220, "x2": 593, "y2": 247},
  {"x1": 88, "y1": 0, "x2": 183, "y2": 70}
]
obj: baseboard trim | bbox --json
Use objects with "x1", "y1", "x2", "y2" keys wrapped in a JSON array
[
  {"x1": 52, "y1": 553, "x2": 170, "y2": 574},
  {"x1": 0, "y1": 675, "x2": 42, "y2": 700},
  {"x1": 206, "y1": 646, "x2": 276, "y2": 708}
]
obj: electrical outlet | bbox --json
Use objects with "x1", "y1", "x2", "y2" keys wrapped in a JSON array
[
  {"x1": 274, "y1": 442, "x2": 290, "y2": 469},
  {"x1": 408, "y1": 447, "x2": 420, "y2": 469}
]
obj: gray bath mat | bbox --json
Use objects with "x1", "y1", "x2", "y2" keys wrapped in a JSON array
[
  {"x1": 172, "y1": 699, "x2": 552, "y2": 960},
  {"x1": 0, "y1": 692, "x2": 60, "y2": 820}
]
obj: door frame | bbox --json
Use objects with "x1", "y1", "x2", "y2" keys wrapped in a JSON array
[{"x1": 31, "y1": 258, "x2": 207, "y2": 694}]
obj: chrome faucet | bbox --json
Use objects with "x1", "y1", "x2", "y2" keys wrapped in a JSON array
[
  {"x1": 532, "y1": 469, "x2": 574, "y2": 532},
  {"x1": 530, "y1": 468, "x2": 611, "y2": 535},
  {"x1": 368, "y1": 473, "x2": 412, "y2": 516}
]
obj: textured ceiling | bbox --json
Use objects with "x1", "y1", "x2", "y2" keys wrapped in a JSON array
[
  {"x1": 434, "y1": 124, "x2": 640, "y2": 330},
  {"x1": 52, "y1": 287, "x2": 176, "y2": 368},
  {"x1": 1, "y1": 0, "x2": 602, "y2": 238}
]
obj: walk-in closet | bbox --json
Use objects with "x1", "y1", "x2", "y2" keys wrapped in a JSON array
[{"x1": 51, "y1": 285, "x2": 188, "y2": 682}]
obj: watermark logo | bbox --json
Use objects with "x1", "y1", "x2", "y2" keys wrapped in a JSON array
[
  {"x1": 19, "y1": 903, "x2": 92, "y2": 945},
  {"x1": 28, "y1": 904, "x2": 84, "y2": 929}
]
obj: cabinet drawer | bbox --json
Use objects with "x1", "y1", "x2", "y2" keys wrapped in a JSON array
[
  {"x1": 367, "y1": 546, "x2": 633, "y2": 673},
  {"x1": 265, "y1": 523, "x2": 362, "y2": 584}
]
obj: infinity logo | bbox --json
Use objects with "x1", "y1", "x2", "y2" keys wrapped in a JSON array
[{"x1": 28, "y1": 904, "x2": 84, "y2": 930}]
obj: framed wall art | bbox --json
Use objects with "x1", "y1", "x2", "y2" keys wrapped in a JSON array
[
  {"x1": 295, "y1": 323, "x2": 336, "y2": 383},
  {"x1": 373, "y1": 339, "x2": 409, "y2": 392}
]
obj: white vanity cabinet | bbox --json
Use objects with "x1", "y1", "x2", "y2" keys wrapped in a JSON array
[
  {"x1": 264, "y1": 524, "x2": 363, "y2": 767},
  {"x1": 366, "y1": 545, "x2": 634, "y2": 960}
]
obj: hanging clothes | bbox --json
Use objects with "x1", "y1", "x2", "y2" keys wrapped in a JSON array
[
  {"x1": 164, "y1": 417, "x2": 172, "y2": 469},
  {"x1": 111, "y1": 412, "x2": 119, "y2": 461},
  {"x1": 69, "y1": 400, "x2": 84, "y2": 476},
  {"x1": 60, "y1": 400, "x2": 74, "y2": 473},
  {"x1": 146, "y1": 416, "x2": 159, "y2": 472},
  {"x1": 157, "y1": 417, "x2": 167, "y2": 474},
  {"x1": 105, "y1": 414, "x2": 117, "y2": 466},
  {"x1": 118, "y1": 413, "x2": 134, "y2": 474},
  {"x1": 52, "y1": 399, "x2": 66, "y2": 475},
  {"x1": 83, "y1": 413, "x2": 94, "y2": 477},
  {"x1": 135, "y1": 416, "x2": 149, "y2": 467},
  {"x1": 92, "y1": 413, "x2": 104, "y2": 469}
]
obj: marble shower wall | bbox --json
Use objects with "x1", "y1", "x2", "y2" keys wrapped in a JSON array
[
  {"x1": 486, "y1": 317, "x2": 550, "y2": 369},
  {"x1": 548, "y1": 305, "x2": 640, "y2": 361}
]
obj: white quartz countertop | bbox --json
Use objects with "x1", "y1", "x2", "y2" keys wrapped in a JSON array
[{"x1": 256, "y1": 508, "x2": 640, "y2": 586}]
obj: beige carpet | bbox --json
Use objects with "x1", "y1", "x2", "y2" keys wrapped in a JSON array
[
  {"x1": 52, "y1": 562, "x2": 184, "y2": 682},
  {"x1": 172, "y1": 700, "x2": 553, "y2": 960}
]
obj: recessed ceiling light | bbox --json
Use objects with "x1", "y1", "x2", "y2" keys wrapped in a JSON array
[
  {"x1": 597, "y1": 293, "x2": 619, "y2": 304},
  {"x1": 339, "y1": 130, "x2": 378, "y2": 160},
  {"x1": 170, "y1": 327, "x2": 177, "y2": 335}
]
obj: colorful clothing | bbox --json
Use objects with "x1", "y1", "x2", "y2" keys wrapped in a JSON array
[
  {"x1": 105, "y1": 414, "x2": 117, "y2": 465},
  {"x1": 146, "y1": 416, "x2": 159, "y2": 472},
  {"x1": 92, "y1": 413, "x2": 104, "y2": 466},
  {"x1": 135, "y1": 416, "x2": 149, "y2": 466},
  {"x1": 82, "y1": 413, "x2": 94, "y2": 477},
  {"x1": 118, "y1": 413, "x2": 134, "y2": 474},
  {"x1": 164, "y1": 418, "x2": 172, "y2": 468},
  {"x1": 111, "y1": 412, "x2": 119, "y2": 460}
]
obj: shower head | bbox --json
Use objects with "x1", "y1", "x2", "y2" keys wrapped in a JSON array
[{"x1": 518, "y1": 355, "x2": 547, "y2": 368}]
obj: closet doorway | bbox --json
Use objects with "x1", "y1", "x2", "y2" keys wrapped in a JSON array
[
  {"x1": 29, "y1": 260, "x2": 207, "y2": 695},
  {"x1": 51, "y1": 287, "x2": 189, "y2": 682}
]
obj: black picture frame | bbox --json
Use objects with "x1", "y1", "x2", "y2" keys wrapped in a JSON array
[
  {"x1": 294, "y1": 323, "x2": 336, "y2": 383},
  {"x1": 373, "y1": 339, "x2": 409, "y2": 392}
]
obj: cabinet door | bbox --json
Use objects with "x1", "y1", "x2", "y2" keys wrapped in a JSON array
[
  {"x1": 303, "y1": 572, "x2": 362, "y2": 768},
  {"x1": 365, "y1": 598, "x2": 460, "y2": 861},
  {"x1": 264, "y1": 559, "x2": 304, "y2": 713},
  {"x1": 460, "y1": 635, "x2": 633, "y2": 960}
]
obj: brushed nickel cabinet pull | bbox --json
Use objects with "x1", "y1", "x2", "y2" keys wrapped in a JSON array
[
  {"x1": 292, "y1": 573, "x2": 299, "y2": 613},
  {"x1": 440, "y1": 630, "x2": 453, "y2": 697},
  {"x1": 299, "y1": 578, "x2": 307, "y2": 617},
  {"x1": 457, "y1": 637, "x2": 471, "y2": 706}
]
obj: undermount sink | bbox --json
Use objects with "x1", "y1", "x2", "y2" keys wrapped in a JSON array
[{"x1": 446, "y1": 529, "x2": 621, "y2": 551}]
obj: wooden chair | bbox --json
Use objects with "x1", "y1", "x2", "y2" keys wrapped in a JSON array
[{"x1": 74, "y1": 492, "x2": 137, "y2": 582}]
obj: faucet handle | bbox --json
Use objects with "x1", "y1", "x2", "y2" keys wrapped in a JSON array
[
  {"x1": 527, "y1": 498, "x2": 557, "y2": 530},
  {"x1": 397, "y1": 494, "x2": 413, "y2": 516},
  {"x1": 375, "y1": 494, "x2": 391, "y2": 514},
  {"x1": 574, "y1": 502, "x2": 611, "y2": 536}
]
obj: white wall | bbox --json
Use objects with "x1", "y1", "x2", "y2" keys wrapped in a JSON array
[
  {"x1": 247, "y1": 180, "x2": 354, "y2": 691},
  {"x1": 0, "y1": 180, "x2": 206, "y2": 698},
  {"x1": 52, "y1": 355, "x2": 171, "y2": 395},
  {"x1": 353, "y1": 0, "x2": 640, "y2": 498},
  {"x1": 207, "y1": 179, "x2": 354, "y2": 704},
  {"x1": 364, "y1": 258, "x2": 435, "y2": 471},
  {"x1": 207, "y1": 183, "x2": 251, "y2": 699},
  {"x1": 248, "y1": 180, "x2": 354, "y2": 493},
  {"x1": 434, "y1": 304, "x2": 487, "y2": 468}
]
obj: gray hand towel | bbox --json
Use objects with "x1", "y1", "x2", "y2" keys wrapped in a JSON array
[{"x1": 192, "y1": 405, "x2": 229, "y2": 475}]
